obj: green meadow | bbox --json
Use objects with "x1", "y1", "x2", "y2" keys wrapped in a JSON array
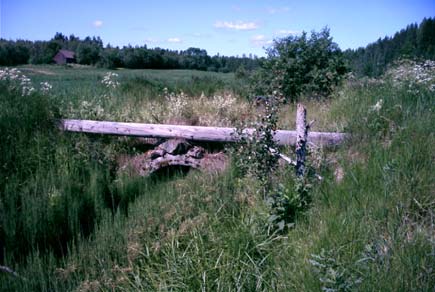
[{"x1": 0, "y1": 63, "x2": 434, "y2": 291}]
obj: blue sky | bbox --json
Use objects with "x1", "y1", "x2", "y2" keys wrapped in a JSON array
[{"x1": 1, "y1": 0, "x2": 434, "y2": 56}]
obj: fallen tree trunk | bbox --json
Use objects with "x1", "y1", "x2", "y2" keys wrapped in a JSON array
[
  {"x1": 118, "y1": 140, "x2": 228, "y2": 177},
  {"x1": 60, "y1": 119, "x2": 347, "y2": 147}
]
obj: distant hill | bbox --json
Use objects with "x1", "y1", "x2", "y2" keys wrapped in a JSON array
[{"x1": 344, "y1": 17, "x2": 435, "y2": 77}]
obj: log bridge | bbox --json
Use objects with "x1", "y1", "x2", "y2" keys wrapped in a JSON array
[
  {"x1": 60, "y1": 113, "x2": 347, "y2": 177},
  {"x1": 60, "y1": 119, "x2": 347, "y2": 147}
]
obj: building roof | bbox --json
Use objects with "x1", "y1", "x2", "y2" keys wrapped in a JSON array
[{"x1": 58, "y1": 49, "x2": 75, "y2": 59}]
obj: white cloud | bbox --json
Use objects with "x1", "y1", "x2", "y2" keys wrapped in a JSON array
[
  {"x1": 191, "y1": 33, "x2": 212, "y2": 38},
  {"x1": 251, "y1": 35, "x2": 273, "y2": 47},
  {"x1": 167, "y1": 37, "x2": 182, "y2": 43},
  {"x1": 93, "y1": 20, "x2": 103, "y2": 28},
  {"x1": 214, "y1": 21, "x2": 258, "y2": 31},
  {"x1": 267, "y1": 7, "x2": 289, "y2": 14},
  {"x1": 144, "y1": 38, "x2": 158, "y2": 44},
  {"x1": 276, "y1": 29, "x2": 300, "y2": 36}
]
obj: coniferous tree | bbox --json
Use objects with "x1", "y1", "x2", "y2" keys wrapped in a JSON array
[{"x1": 345, "y1": 17, "x2": 435, "y2": 77}]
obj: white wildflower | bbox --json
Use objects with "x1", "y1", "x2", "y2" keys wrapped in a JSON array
[
  {"x1": 101, "y1": 72, "x2": 120, "y2": 89},
  {"x1": 370, "y1": 99, "x2": 383, "y2": 113},
  {"x1": 40, "y1": 81, "x2": 53, "y2": 94},
  {"x1": 0, "y1": 67, "x2": 36, "y2": 96},
  {"x1": 387, "y1": 60, "x2": 435, "y2": 92},
  {"x1": 166, "y1": 90, "x2": 188, "y2": 118}
]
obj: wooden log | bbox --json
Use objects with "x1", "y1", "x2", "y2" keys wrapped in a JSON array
[
  {"x1": 145, "y1": 153, "x2": 202, "y2": 174},
  {"x1": 118, "y1": 144, "x2": 227, "y2": 176},
  {"x1": 60, "y1": 119, "x2": 347, "y2": 147},
  {"x1": 295, "y1": 104, "x2": 308, "y2": 177},
  {"x1": 157, "y1": 139, "x2": 191, "y2": 155}
]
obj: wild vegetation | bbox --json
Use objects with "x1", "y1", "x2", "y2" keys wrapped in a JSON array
[{"x1": 1, "y1": 22, "x2": 434, "y2": 291}]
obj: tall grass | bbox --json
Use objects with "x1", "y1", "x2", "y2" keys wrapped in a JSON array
[
  {"x1": 20, "y1": 65, "x2": 242, "y2": 103},
  {"x1": 1, "y1": 64, "x2": 434, "y2": 291},
  {"x1": 301, "y1": 76, "x2": 435, "y2": 291},
  {"x1": 0, "y1": 83, "x2": 115, "y2": 262}
]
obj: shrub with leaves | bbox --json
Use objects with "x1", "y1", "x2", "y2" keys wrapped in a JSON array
[
  {"x1": 233, "y1": 96, "x2": 279, "y2": 194},
  {"x1": 266, "y1": 176, "x2": 312, "y2": 231},
  {"x1": 251, "y1": 28, "x2": 347, "y2": 102},
  {"x1": 309, "y1": 249, "x2": 363, "y2": 292},
  {"x1": 233, "y1": 96, "x2": 314, "y2": 232}
]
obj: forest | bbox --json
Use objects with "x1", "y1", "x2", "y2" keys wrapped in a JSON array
[
  {"x1": 344, "y1": 17, "x2": 435, "y2": 76},
  {"x1": 0, "y1": 33, "x2": 261, "y2": 72}
]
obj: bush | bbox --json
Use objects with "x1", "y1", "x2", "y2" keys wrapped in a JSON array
[
  {"x1": 252, "y1": 27, "x2": 348, "y2": 102},
  {"x1": 232, "y1": 96, "x2": 314, "y2": 232},
  {"x1": 232, "y1": 97, "x2": 279, "y2": 194}
]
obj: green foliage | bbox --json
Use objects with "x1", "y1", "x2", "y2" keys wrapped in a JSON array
[
  {"x1": 345, "y1": 17, "x2": 435, "y2": 77},
  {"x1": 234, "y1": 64, "x2": 248, "y2": 79},
  {"x1": 233, "y1": 97, "x2": 279, "y2": 193},
  {"x1": 98, "y1": 47, "x2": 122, "y2": 69},
  {"x1": 0, "y1": 83, "x2": 112, "y2": 262},
  {"x1": 76, "y1": 37, "x2": 103, "y2": 65},
  {"x1": 0, "y1": 40, "x2": 30, "y2": 65},
  {"x1": 309, "y1": 249, "x2": 362, "y2": 291},
  {"x1": 0, "y1": 82, "x2": 58, "y2": 186},
  {"x1": 322, "y1": 67, "x2": 435, "y2": 291},
  {"x1": 232, "y1": 97, "x2": 314, "y2": 232},
  {"x1": 266, "y1": 177, "x2": 312, "y2": 232},
  {"x1": 252, "y1": 28, "x2": 347, "y2": 102}
]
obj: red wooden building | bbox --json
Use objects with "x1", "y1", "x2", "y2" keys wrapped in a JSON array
[{"x1": 53, "y1": 49, "x2": 76, "y2": 64}]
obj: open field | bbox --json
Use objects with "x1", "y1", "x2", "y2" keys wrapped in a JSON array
[
  {"x1": 20, "y1": 66, "x2": 223, "y2": 107},
  {"x1": 12, "y1": 64, "x2": 343, "y2": 134},
  {"x1": 1, "y1": 64, "x2": 434, "y2": 291}
]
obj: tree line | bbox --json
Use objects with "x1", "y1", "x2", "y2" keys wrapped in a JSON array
[
  {"x1": 344, "y1": 17, "x2": 435, "y2": 77},
  {"x1": 1, "y1": 17, "x2": 433, "y2": 78},
  {"x1": 0, "y1": 32, "x2": 261, "y2": 72}
]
